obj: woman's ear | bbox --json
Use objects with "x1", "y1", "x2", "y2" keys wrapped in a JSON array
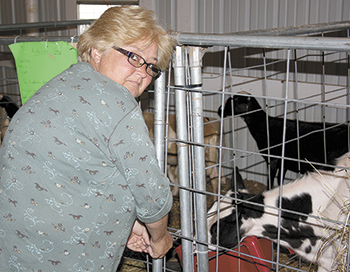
[{"x1": 90, "y1": 47, "x2": 102, "y2": 64}]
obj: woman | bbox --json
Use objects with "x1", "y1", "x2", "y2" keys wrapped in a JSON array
[{"x1": 0, "y1": 5, "x2": 175, "y2": 271}]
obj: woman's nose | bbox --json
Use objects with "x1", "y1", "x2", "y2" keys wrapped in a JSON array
[{"x1": 138, "y1": 64, "x2": 148, "y2": 78}]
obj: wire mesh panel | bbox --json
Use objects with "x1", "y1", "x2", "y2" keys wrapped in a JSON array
[{"x1": 166, "y1": 29, "x2": 350, "y2": 272}]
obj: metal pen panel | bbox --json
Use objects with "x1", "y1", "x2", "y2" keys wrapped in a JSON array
[
  {"x1": 154, "y1": 73, "x2": 166, "y2": 173},
  {"x1": 153, "y1": 72, "x2": 166, "y2": 272},
  {"x1": 189, "y1": 46, "x2": 208, "y2": 272},
  {"x1": 172, "y1": 46, "x2": 194, "y2": 271}
]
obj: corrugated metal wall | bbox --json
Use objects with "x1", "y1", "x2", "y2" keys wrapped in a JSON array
[
  {"x1": 195, "y1": 0, "x2": 350, "y2": 33},
  {"x1": 0, "y1": 0, "x2": 71, "y2": 24},
  {"x1": 142, "y1": 0, "x2": 350, "y2": 91},
  {"x1": 191, "y1": 0, "x2": 350, "y2": 83},
  {"x1": 147, "y1": 0, "x2": 350, "y2": 34}
]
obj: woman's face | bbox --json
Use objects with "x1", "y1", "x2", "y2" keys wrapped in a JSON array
[{"x1": 90, "y1": 40, "x2": 158, "y2": 98}]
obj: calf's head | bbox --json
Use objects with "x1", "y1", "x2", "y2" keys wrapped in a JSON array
[
  {"x1": 207, "y1": 167, "x2": 265, "y2": 250},
  {"x1": 208, "y1": 191, "x2": 265, "y2": 250}
]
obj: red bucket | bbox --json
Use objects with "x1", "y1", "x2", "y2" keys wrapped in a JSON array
[{"x1": 175, "y1": 236, "x2": 273, "y2": 272}]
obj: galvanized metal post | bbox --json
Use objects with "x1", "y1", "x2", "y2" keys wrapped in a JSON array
[
  {"x1": 24, "y1": 0, "x2": 39, "y2": 36},
  {"x1": 189, "y1": 46, "x2": 209, "y2": 272},
  {"x1": 173, "y1": 46, "x2": 194, "y2": 271},
  {"x1": 152, "y1": 72, "x2": 166, "y2": 272},
  {"x1": 153, "y1": 72, "x2": 166, "y2": 172}
]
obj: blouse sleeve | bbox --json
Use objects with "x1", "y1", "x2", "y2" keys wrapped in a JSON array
[{"x1": 108, "y1": 105, "x2": 173, "y2": 224}]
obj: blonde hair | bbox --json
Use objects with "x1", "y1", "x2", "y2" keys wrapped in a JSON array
[{"x1": 77, "y1": 5, "x2": 175, "y2": 70}]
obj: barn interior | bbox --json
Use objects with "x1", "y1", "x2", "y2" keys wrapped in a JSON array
[{"x1": 1, "y1": 1, "x2": 350, "y2": 271}]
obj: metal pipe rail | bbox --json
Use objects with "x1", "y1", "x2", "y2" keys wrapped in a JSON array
[
  {"x1": 0, "y1": 20, "x2": 94, "y2": 32},
  {"x1": 0, "y1": 20, "x2": 94, "y2": 45},
  {"x1": 229, "y1": 20, "x2": 350, "y2": 36},
  {"x1": 171, "y1": 33, "x2": 350, "y2": 52},
  {"x1": 1, "y1": 33, "x2": 349, "y2": 51},
  {"x1": 0, "y1": 20, "x2": 349, "y2": 49},
  {"x1": 0, "y1": 36, "x2": 81, "y2": 45}
]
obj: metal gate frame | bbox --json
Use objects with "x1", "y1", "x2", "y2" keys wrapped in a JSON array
[{"x1": 163, "y1": 22, "x2": 350, "y2": 272}]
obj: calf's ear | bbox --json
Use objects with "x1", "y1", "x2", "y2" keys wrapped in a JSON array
[{"x1": 230, "y1": 167, "x2": 247, "y2": 193}]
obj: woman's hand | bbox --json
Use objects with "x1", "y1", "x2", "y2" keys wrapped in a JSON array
[
  {"x1": 128, "y1": 215, "x2": 173, "y2": 258},
  {"x1": 127, "y1": 220, "x2": 150, "y2": 253},
  {"x1": 144, "y1": 214, "x2": 173, "y2": 259},
  {"x1": 148, "y1": 230, "x2": 173, "y2": 259}
]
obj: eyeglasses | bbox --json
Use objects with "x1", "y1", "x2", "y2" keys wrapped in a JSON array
[{"x1": 112, "y1": 46, "x2": 161, "y2": 79}]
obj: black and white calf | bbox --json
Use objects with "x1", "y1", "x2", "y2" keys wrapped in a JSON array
[{"x1": 207, "y1": 153, "x2": 350, "y2": 272}]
